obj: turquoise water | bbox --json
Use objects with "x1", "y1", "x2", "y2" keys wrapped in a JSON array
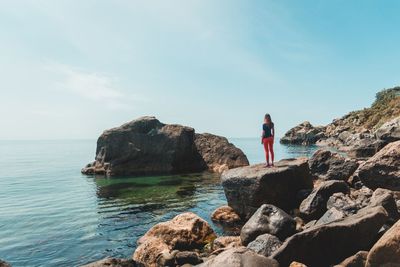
[{"x1": 0, "y1": 139, "x2": 317, "y2": 267}]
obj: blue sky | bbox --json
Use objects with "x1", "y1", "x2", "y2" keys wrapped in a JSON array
[{"x1": 1, "y1": 0, "x2": 400, "y2": 139}]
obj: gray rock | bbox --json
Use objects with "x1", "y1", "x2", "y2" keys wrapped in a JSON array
[
  {"x1": 81, "y1": 116, "x2": 248, "y2": 176},
  {"x1": 347, "y1": 138, "x2": 387, "y2": 159},
  {"x1": 80, "y1": 258, "x2": 140, "y2": 267},
  {"x1": 315, "y1": 207, "x2": 347, "y2": 226},
  {"x1": 247, "y1": 233, "x2": 282, "y2": 257},
  {"x1": 309, "y1": 149, "x2": 359, "y2": 181},
  {"x1": 221, "y1": 158, "x2": 312, "y2": 220},
  {"x1": 375, "y1": 116, "x2": 400, "y2": 142},
  {"x1": 353, "y1": 141, "x2": 400, "y2": 190},
  {"x1": 240, "y1": 204, "x2": 296, "y2": 245},
  {"x1": 327, "y1": 193, "x2": 363, "y2": 216},
  {"x1": 370, "y1": 188, "x2": 400, "y2": 223},
  {"x1": 271, "y1": 206, "x2": 388, "y2": 267},
  {"x1": 198, "y1": 247, "x2": 279, "y2": 267},
  {"x1": 299, "y1": 180, "x2": 350, "y2": 220},
  {"x1": 280, "y1": 121, "x2": 325, "y2": 145}
]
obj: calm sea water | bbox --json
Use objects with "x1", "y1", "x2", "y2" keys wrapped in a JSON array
[{"x1": 0, "y1": 138, "x2": 317, "y2": 267}]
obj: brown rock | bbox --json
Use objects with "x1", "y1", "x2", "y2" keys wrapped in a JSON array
[
  {"x1": 365, "y1": 219, "x2": 400, "y2": 267},
  {"x1": 289, "y1": 262, "x2": 308, "y2": 267},
  {"x1": 212, "y1": 236, "x2": 242, "y2": 250},
  {"x1": 0, "y1": 260, "x2": 11, "y2": 267},
  {"x1": 211, "y1": 206, "x2": 241, "y2": 225},
  {"x1": 335, "y1": 251, "x2": 368, "y2": 267},
  {"x1": 80, "y1": 258, "x2": 140, "y2": 267}
]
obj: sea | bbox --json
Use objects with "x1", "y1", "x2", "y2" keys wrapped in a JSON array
[{"x1": 0, "y1": 138, "x2": 317, "y2": 267}]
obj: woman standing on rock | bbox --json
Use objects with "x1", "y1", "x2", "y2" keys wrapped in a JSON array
[{"x1": 262, "y1": 114, "x2": 275, "y2": 167}]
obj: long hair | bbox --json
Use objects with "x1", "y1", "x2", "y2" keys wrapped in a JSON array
[{"x1": 264, "y1": 113, "x2": 273, "y2": 127}]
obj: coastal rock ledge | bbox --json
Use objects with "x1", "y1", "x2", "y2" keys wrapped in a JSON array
[{"x1": 82, "y1": 116, "x2": 249, "y2": 176}]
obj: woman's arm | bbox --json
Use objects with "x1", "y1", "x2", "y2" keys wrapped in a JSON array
[{"x1": 261, "y1": 130, "x2": 265, "y2": 144}]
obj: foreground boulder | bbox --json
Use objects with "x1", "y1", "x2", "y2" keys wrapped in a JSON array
[
  {"x1": 211, "y1": 206, "x2": 242, "y2": 226},
  {"x1": 375, "y1": 116, "x2": 400, "y2": 142},
  {"x1": 241, "y1": 204, "x2": 296, "y2": 245},
  {"x1": 353, "y1": 140, "x2": 400, "y2": 190},
  {"x1": 280, "y1": 121, "x2": 325, "y2": 145},
  {"x1": 299, "y1": 180, "x2": 350, "y2": 220},
  {"x1": 82, "y1": 116, "x2": 248, "y2": 176},
  {"x1": 271, "y1": 206, "x2": 388, "y2": 267},
  {"x1": 247, "y1": 233, "x2": 282, "y2": 257},
  {"x1": 198, "y1": 247, "x2": 279, "y2": 267},
  {"x1": 365, "y1": 219, "x2": 400, "y2": 267},
  {"x1": 309, "y1": 149, "x2": 359, "y2": 181},
  {"x1": 133, "y1": 212, "x2": 216, "y2": 266},
  {"x1": 222, "y1": 158, "x2": 312, "y2": 219},
  {"x1": 81, "y1": 258, "x2": 140, "y2": 267}
]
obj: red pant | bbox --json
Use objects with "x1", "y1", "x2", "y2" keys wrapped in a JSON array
[{"x1": 263, "y1": 137, "x2": 274, "y2": 163}]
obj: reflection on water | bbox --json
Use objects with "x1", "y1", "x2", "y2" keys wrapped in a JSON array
[{"x1": 0, "y1": 139, "x2": 318, "y2": 267}]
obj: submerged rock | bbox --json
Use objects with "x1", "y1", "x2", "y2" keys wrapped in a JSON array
[
  {"x1": 309, "y1": 149, "x2": 359, "y2": 181},
  {"x1": 353, "y1": 140, "x2": 400, "y2": 190},
  {"x1": 240, "y1": 204, "x2": 296, "y2": 245},
  {"x1": 247, "y1": 233, "x2": 282, "y2": 257},
  {"x1": 82, "y1": 116, "x2": 248, "y2": 176},
  {"x1": 133, "y1": 212, "x2": 216, "y2": 266},
  {"x1": 271, "y1": 206, "x2": 388, "y2": 267},
  {"x1": 280, "y1": 121, "x2": 325, "y2": 145},
  {"x1": 80, "y1": 258, "x2": 140, "y2": 267},
  {"x1": 221, "y1": 158, "x2": 312, "y2": 220},
  {"x1": 198, "y1": 247, "x2": 279, "y2": 267}
]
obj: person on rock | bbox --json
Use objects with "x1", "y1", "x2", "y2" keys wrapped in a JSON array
[{"x1": 261, "y1": 113, "x2": 275, "y2": 167}]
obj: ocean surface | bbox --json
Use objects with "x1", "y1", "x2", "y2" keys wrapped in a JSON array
[{"x1": 0, "y1": 138, "x2": 317, "y2": 267}]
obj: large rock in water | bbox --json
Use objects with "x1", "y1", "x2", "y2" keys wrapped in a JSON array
[
  {"x1": 365, "y1": 218, "x2": 400, "y2": 267},
  {"x1": 271, "y1": 206, "x2": 388, "y2": 267},
  {"x1": 133, "y1": 212, "x2": 216, "y2": 266},
  {"x1": 375, "y1": 116, "x2": 400, "y2": 142},
  {"x1": 353, "y1": 140, "x2": 400, "y2": 190},
  {"x1": 221, "y1": 158, "x2": 313, "y2": 220},
  {"x1": 81, "y1": 116, "x2": 248, "y2": 176},
  {"x1": 280, "y1": 121, "x2": 325, "y2": 145}
]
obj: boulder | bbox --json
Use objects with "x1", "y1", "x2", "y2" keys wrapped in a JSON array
[
  {"x1": 82, "y1": 116, "x2": 248, "y2": 176},
  {"x1": 133, "y1": 212, "x2": 216, "y2": 266},
  {"x1": 221, "y1": 158, "x2": 312, "y2": 219},
  {"x1": 80, "y1": 258, "x2": 139, "y2": 267},
  {"x1": 271, "y1": 206, "x2": 388, "y2": 267},
  {"x1": 175, "y1": 251, "x2": 203, "y2": 265},
  {"x1": 309, "y1": 149, "x2": 359, "y2": 181},
  {"x1": 315, "y1": 207, "x2": 347, "y2": 226},
  {"x1": 299, "y1": 180, "x2": 350, "y2": 220},
  {"x1": 375, "y1": 116, "x2": 400, "y2": 142},
  {"x1": 0, "y1": 260, "x2": 11, "y2": 267},
  {"x1": 335, "y1": 251, "x2": 368, "y2": 267},
  {"x1": 198, "y1": 247, "x2": 279, "y2": 267},
  {"x1": 280, "y1": 121, "x2": 325, "y2": 145},
  {"x1": 370, "y1": 188, "x2": 400, "y2": 223},
  {"x1": 240, "y1": 204, "x2": 296, "y2": 245},
  {"x1": 326, "y1": 193, "x2": 362, "y2": 216},
  {"x1": 212, "y1": 236, "x2": 242, "y2": 251},
  {"x1": 353, "y1": 141, "x2": 400, "y2": 190},
  {"x1": 247, "y1": 233, "x2": 282, "y2": 257},
  {"x1": 194, "y1": 133, "x2": 249, "y2": 173},
  {"x1": 347, "y1": 138, "x2": 387, "y2": 158},
  {"x1": 211, "y1": 206, "x2": 242, "y2": 226},
  {"x1": 289, "y1": 262, "x2": 308, "y2": 267},
  {"x1": 365, "y1": 219, "x2": 400, "y2": 267}
]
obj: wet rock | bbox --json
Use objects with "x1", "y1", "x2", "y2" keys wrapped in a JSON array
[
  {"x1": 299, "y1": 180, "x2": 350, "y2": 220},
  {"x1": 212, "y1": 236, "x2": 242, "y2": 251},
  {"x1": 247, "y1": 233, "x2": 282, "y2": 257},
  {"x1": 221, "y1": 158, "x2": 312, "y2": 220},
  {"x1": 80, "y1": 258, "x2": 140, "y2": 267},
  {"x1": 198, "y1": 247, "x2": 279, "y2": 267},
  {"x1": 280, "y1": 121, "x2": 325, "y2": 145},
  {"x1": 353, "y1": 140, "x2": 400, "y2": 190},
  {"x1": 271, "y1": 206, "x2": 388, "y2": 267},
  {"x1": 240, "y1": 204, "x2": 296, "y2": 245},
  {"x1": 375, "y1": 116, "x2": 400, "y2": 142},
  {"x1": 211, "y1": 206, "x2": 241, "y2": 226},
  {"x1": 335, "y1": 251, "x2": 368, "y2": 267},
  {"x1": 133, "y1": 212, "x2": 216, "y2": 266},
  {"x1": 309, "y1": 149, "x2": 359, "y2": 181},
  {"x1": 82, "y1": 116, "x2": 248, "y2": 176},
  {"x1": 365, "y1": 219, "x2": 400, "y2": 267}
]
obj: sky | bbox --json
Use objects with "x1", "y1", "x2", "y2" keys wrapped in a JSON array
[{"x1": 1, "y1": 0, "x2": 400, "y2": 140}]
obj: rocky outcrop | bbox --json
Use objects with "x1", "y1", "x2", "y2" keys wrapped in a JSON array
[
  {"x1": 365, "y1": 219, "x2": 400, "y2": 267},
  {"x1": 309, "y1": 149, "x2": 359, "y2": 181},
  {"x1": 247, "y1": 233, "x2": 282, "y2": 257},
  {"x1": 299, "y1": 180, "x2": 350, "y2": 220},
  {"x1": 221, "y1": 158, "x2": 312, "y2": 219},
  {"x1": 82, "y1": 116, "x2": 248, "y2": 176},
  {"x1": 0, "y1": 260, "x2": 11, "y2": 267},
  {"x1": 280, "y1": 121, "x2": 325, "y2": 145},
  {"x1": 133, "y1": 212, "x2": 216, "y2": 267},
  {"x1": 198, "y1": 247, "x2": 279, "y2": 267},
  {"x1": 81, "y1": 258, "x2": 140, "y2": 267},
  {"x1": 353, "y1": 140, "x2": 400, "y2": 190},
  {"x1": 375, "y1": 116, "x2": 400, "y2": 142},
  {"x1": 271, "y1": 206, "x2": 388, "y2": 267},
  {"x1": 211, "y1": 206, "x2": 242, "y2": 226},
  {"x1": 240, "y1": 204, "x2": 296, "y2": 245},
  {"x1": 335, "y1": 251, "x2": 368, "y2": 267}
]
